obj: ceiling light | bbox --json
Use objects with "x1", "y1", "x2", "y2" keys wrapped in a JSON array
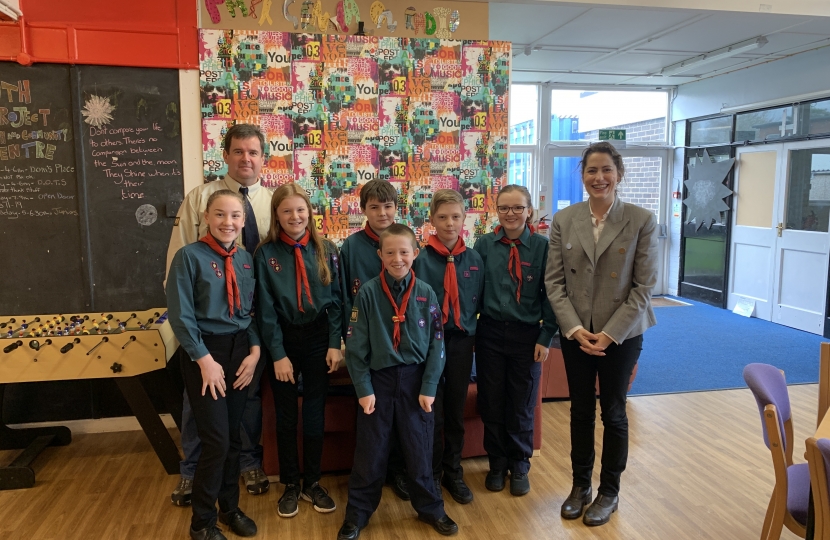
[{"x1": 659, "y1": 36, "x2": 768, "y2": 76}]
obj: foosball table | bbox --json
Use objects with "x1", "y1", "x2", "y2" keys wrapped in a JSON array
[{"x1": 0, "y1": 308, "x2": 182, "y2": 490}]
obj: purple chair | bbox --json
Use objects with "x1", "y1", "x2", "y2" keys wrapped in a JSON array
[
  {"x1": 743, "y1": 363, "x2": 808, "y2": 540},
  {"x1": 806, "y1": 437, "x2": 830, "y2": 539}
]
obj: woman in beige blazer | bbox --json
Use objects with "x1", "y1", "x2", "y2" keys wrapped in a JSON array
[{"x1": 544, "y1": 142, "x2": 658, "y2": 527}]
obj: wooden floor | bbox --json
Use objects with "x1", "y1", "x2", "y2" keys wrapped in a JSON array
[{"x1": 0, "y1": 385, "x2": 817, "y2": 540}]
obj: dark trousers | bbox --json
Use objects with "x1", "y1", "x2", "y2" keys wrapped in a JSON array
[
  {"x1": 181, "y1": 331, "x2": 250, "y2": 531},
  {"x1": 475, "y1": 317, "x2": 541, "y2": 475},
  {"x1": 561, "y1": 334, "x2": 642, "y2": 497},
  {"x1": 268, "y1": 316, "x2": 330, "y2": 486},
  {"x1": 346, "y1": 363, "x2": 445, "y2": 528},
  {"x1": 433, "y1": 329, "x2": 475, "y2": 480}
]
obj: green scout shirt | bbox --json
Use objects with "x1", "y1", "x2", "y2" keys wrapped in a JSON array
[
  {"x1": 473, "y1": 226, "x2": 558, "y2": 347},
  {"x1": 413, "y1": 244, "x2": 484, "y2": 335},
  {"x1": 344, "y1": 271, "x2": 445, "y2": 399},
  {"x1": 339, "y1": 228, "x2": 382, "y2": 310},
  {"x1": 167, "y1": 241, "x2": 260, "y2": 360},
  {"x1": 254, "y1": 238, "x2": 343, "y2": 361}
]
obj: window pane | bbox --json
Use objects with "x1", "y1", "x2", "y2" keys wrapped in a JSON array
[
  {"x1": 735, "y1": 106, "x2": 794, "y2": 142},
  {"x1": 689, "y1": 116, "x2": 732, "y2": 146},
  {"x1": 785, "y1": 147, "x2": 830, "y2": 233},
  {"x1": 509, "y1": 85, "x2": 538, "y2": 144},
  {"x1": 509, "y1": 152, "x2": 533, "y2": 188},
  {"x1": 808, "y1": 100, "x2": 830, "y2": 136},
  {"x1": 549, "y1": 90, "x2": 667, "y2": 142}
]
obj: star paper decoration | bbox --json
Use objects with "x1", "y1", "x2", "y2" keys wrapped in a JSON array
[{"x1": 683, "y1": 150, "x2": 736, "y2": 230}]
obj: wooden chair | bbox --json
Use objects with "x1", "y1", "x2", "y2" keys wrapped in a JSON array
[
  {"x1": 744, "y1": 363, "x2": 809, "y2": 540},
  {"x1": 807, "y1": 437, "x2": 830, "y2": 539},
  {"x1": 818, "y1": 343, "x2": 830, "y2": 428}
]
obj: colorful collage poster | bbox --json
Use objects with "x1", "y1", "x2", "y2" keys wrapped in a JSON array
[{"x1": 199, "y1": 29, "x2": 509, "y2": 245}]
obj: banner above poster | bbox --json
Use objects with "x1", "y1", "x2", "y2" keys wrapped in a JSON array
[
  {"x1": 199, "y1": 0, "x2": 489, "y2": 42},
  {"x1": 199, "y1": 30, "x2": 509, "y2": 246}
]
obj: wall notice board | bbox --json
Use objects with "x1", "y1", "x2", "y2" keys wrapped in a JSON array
[{"x1": 0, "y1": 63, "x2": 184, "y2": 316}]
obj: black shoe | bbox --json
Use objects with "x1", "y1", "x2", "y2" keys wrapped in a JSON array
[
  {"x1": 484, "y1": 470, "x2": 507, "y2": 492},
  {"x1": 510, "y1": 472, "x2": 530, "y2": 496},
  {"x1": 337, "y1": 521, "x2": 361, "y2": 540},
  {"x1": 583, "y1": 494, "x2": 619, "y2": 526},
  {"x1": 218, "y1": 508, "x2": 257, "y2": 537},
  {"x1": 390, "y1": 473, "x2": 410, "y2": 501},
  {"x1": 419, "y1": 514, "x2": 459, "y2": 536},
  {"x1": 189, "y1": 525, "x2": 227, "y2": 540},
  {"x1": 278, "y1": 483, "x2": 301, "y2": 518},
  {"x1": 441, "y1": 476, "x2": 473, "y2": 504},
  {"x1": 301, "y1": 481, "x2": 336, "y2": 513},
  {"x1": 560, "y1": 486, "x2": 592, "y2": 519}
]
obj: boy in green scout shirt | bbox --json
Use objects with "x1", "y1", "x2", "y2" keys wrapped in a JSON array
[
  {"x1": 338, "y1": 224, "x2": 458, "y2": 540},
  {"x1": 339, "y1": 179, "x2": 398, "y2": 320},
  {"x1": 473, "y1": 184, "x2": 558, "y2": 498},
  {"x1": 339, "y1": 178, "x2": 410, "y2": 500},
  {"x1": 413, "y1": 189, "x2": 483, "y2": 505}
]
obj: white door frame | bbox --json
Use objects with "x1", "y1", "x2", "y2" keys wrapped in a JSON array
[{"x1": 543, "y1": 145, "x2": 672, "y2": 295}]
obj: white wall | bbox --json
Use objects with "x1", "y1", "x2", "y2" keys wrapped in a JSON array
[{"x1": 673, "y1": 45, "x2": 830, "y2": 121}]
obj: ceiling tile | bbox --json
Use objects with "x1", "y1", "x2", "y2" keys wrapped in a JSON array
[
  {"x1": 644, "y1": 12, "x2": 815, "y2": 52},
  {"x1": 537, "y1": 7, "x2": 699, "y2": 49},
  {"x1": 488, "y1": 3, "x2": 591, "y2": 45}
]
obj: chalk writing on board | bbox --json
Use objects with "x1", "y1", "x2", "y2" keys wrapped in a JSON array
[
  {"x1": 86, "y1": 121, "x2": 181, "y2": 200},
  {"x1": 0, "y1": 78, "x2": 77, "y2": 220}
]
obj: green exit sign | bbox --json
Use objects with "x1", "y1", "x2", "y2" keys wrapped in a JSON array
[{"x1": 599, "y1": 129, "x2": 626, "y2": 141}]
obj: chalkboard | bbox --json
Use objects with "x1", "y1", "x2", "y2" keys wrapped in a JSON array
[
  {"x1": 72, "y1": 66, "x2": 183, "y2": 311},
  {"x1": 0, "y1": 63, "x2": 87, "y2": 314}
]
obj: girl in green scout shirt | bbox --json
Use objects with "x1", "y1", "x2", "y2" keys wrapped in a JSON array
[
  {"x1": 254, "y1": 183, "x2": 343, "y2": 520},
  {"x1": 413, "y1": 189, "x2": 484, "y2": 505},
  {"x1": 167, "y1": 189, "x2": 260, "y2": 540},
  {"x1": 472, "y1": 184, "x2": 558, "y2": 498}
]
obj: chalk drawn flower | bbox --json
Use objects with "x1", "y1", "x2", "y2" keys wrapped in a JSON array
[
  {"x1": 683, "y1": 149, "x2": 736, "y2": 231},
  {"x1": 82, "y1": 95, "x2": 115, "y2": 128}
]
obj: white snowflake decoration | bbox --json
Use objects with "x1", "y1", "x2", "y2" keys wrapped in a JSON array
[{"x1": 82, "y1": 95, "x2": 115, "y2": 128}]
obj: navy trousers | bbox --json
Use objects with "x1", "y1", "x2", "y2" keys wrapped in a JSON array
[
  {"x1": 268, "y1": 315, "x2": 329, "y2": 486},
  {"x1": 475, "y1": 316, "x2": 541, "y2": 475},
  {"x1": 433, "y1": 329, "x2": 475, "y2": 481},
  {"x1": 181, "y1": 331, "x2": 250, "y2": 531},
  {"x1": 346, "y1": 363, "x2": 445, "y2": 528},
  {"x1": 562, "y1": 334, "x2": 642, "y2": 497}
]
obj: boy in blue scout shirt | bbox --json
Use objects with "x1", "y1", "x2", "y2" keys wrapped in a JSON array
[
  {"x1": 413, "y1": 189, "x2": 484, "y2": 505},
  {"x1": 167, "y1": 189, "x2": 260, "y2": 540},
  {"x1": 339, "y1": 178, "x2": 411, "y2": 500},
  {"x1": 473, "y1": 184, "x2": 558, "y2": 498},
  {"x1": 338, "y1": 224, "x2": 459, "y2": 540}
]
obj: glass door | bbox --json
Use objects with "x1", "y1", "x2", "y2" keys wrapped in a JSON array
[
  {"x1": 543, "y1": 146, "x2": 670, "y2": 294},
  {"x1": 728, "y1": 140, "x2": 830, "y2": 334}
]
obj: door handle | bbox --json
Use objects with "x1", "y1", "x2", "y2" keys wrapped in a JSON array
[{"x1": 776, "y1": 223, "x2": 784, "y2": 237}]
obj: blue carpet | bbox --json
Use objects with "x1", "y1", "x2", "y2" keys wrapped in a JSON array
[{"x1": 629, "y1": 297, "x2": 826, "y2": 396}]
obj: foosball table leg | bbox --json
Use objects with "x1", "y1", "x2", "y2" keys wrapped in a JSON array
[
  {"x1": 0, "y1": 384, "x2": 71, "y2": 490},
  {"x1": 114, "y1": 376, "x2": 181, "y2": 475}
]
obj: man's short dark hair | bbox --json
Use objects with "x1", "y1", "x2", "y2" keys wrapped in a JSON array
[{"x1": 223, "y1": 123, "x2": 266, "y2": 154}]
